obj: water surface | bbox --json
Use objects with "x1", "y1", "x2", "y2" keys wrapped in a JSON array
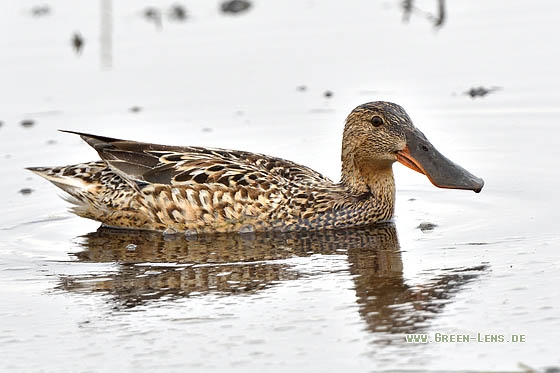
[{"x1": 1, "y1": 0, "x2": 559, "y2": 371}]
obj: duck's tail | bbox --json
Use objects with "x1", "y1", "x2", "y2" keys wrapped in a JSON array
[
  {"x1": 28, "y1": 162, "x2": 151, "y2": 229},
  {"x1": 26, "y1": 162, "x2": 118, "y2": 217}
]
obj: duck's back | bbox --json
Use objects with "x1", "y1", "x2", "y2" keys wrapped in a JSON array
[{"x1": 29, "y1": 132, "x2": 341, "y2": 233}]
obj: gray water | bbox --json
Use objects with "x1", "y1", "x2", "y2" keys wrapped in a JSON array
[{"x1": 1, "y1": 0, "x2": 559, "y2": 372}]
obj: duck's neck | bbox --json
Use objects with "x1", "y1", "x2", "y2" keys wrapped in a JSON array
[{"x1": 340, "y1": 152, "x2": 396, "y2": 217}]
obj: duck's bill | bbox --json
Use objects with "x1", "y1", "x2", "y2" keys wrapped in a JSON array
[{"x1": 396, "y1": 127, "x2": 484, "y2": 193}]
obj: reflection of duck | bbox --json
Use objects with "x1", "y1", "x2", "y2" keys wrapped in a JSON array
[
  {"x1": 60, "y1": 224, "x2": 487, "y2": 337},
  {"x1": 352, "y1": 261, "x2": 487, "y2": 337},
  {"x1": 61, "y1": 224, "x2": 402, "y2": 307},
  {"x1": 28, "y1": 102, "x2": 483, "y2": 233}
]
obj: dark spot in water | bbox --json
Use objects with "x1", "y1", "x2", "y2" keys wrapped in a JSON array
[
  {"x1": 324, "y1": 90, "x2": 333, "y2": 98},
  {"x1": 20, "y1": 119, "x2": 35, "y2": 128},
  {"x1": 31, "y1": 5, "x2": 51, "y2": 17},
  {"x1": 129, "y1": 106, "x2": 142, "y2": 113},
  {"x1": 144, "y1": 7, "x2": 162, "y2": 28},
  {"x1": 221, "y1": 0, "x2": 252, "y2": 14},
  {"x1": 169, "y1": 4, "x2": 188, "y2": 21},
  {"x1": 72, "y1": 32, "x2": 84, "y2": 54},
  {"x1": 408, "y1": 198, "x2": 416, "y2": 201},
  {"x1": 296, "y1": 85, "x2": 307, "y2": 92},
  {"x1": 464, "y1": 86, "x2": 501, "y2": 98},
  {"x1": 46, "y1": 139, "x2": 57, "y2": 145},
  {"x1": 78, "y1": 320, "x2": 91, "y2": 327},
  {"x1": 202, "y1": 127, "x2": 213, "y2": 133},
  {"x1": 417, "y1": 221, "x2": 437, "y2": 232},
  {"x1": 144, "y1": 7, "x2": 159, "y2": 18},
  {"x1": 0, "y1": 121, "x2": 3, "y2": 128},
  {"x1": 19, "y1": 188, "x2": 34, "y2": 195}
]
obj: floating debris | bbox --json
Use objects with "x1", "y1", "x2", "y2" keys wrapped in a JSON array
[
  {"x1": 129, "y1": 106, "x2": 142, "y2": 113},
  {"x1": 125, "y1": 243, "x2": 137, "y2": 252},
  {"x1": 201, "y1": 127, "x2": 213, "y2": 133},
  {"x1": 221, "y1": 0, "x2": 252, "y2": 14},
  {"x1": 401, "y1": 0, "x2": 446, "y2": 29},
  {"x1": 71, "y1": 32, "x2": 84, "y2": 54},
  {"x1": 144, "y1": 7, "x2": 162, "y2": 28},
  {"x1": 324, "y1": 90, "x2": 333, "y2": 98},
  {"x1": 464, "y1": 86, "x2": 501, "y2": 98},
  {"x1": 296, "y1": 85, "x2": 307, "y2": 92},
  {"x1": 31, "y1": 5, "x2": 51, "y2": 17},
  {"x1": 19, "y1": 188, "x2": 34, "y2": 195},
  {"x1": 417, "y1": 221, "x2": 438, "y2": 232},
  {"x1": 46, "y1": 139, "x2": 57, "y2": 145},
  {"x1": 20, "y1": 119, "x2": 35, "y2": 128},
  {"x1": 169, "y1": 4, "x2": 188, "y2": 21}
]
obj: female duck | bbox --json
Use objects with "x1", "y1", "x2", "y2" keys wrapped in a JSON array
[{"x1": 28, "y1": 102, "x2": 483, "y2": 233}]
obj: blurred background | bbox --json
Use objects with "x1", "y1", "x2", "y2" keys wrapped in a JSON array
[{"x1": 1, "y1": 1, "x2": 559, "y2": 372}]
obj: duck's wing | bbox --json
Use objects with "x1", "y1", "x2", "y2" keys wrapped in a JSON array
[{"x1": 62, "y1": 130, "x2": 332, "y2": 189}]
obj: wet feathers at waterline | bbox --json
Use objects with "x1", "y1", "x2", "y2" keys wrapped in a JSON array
[{"x1": 28, "y1": 102, "x2": 484, "y2": 233}]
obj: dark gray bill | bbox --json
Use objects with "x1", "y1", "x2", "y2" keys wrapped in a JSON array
[{"x1": 396, "y1": 127, "x2": 484, "y2": 193}]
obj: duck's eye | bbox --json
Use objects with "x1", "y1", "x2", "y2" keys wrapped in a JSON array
[{"x1": 370, "y1": 116, "x2": 384, "y2": 127}]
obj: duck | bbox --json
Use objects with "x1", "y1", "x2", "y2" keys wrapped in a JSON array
[{"x1": 27, "y1": 101, "x2": 484, "y2": 234}]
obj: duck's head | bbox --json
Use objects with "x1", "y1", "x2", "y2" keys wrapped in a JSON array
[{"x1": 341, "y1": 101, "x2": 484, "y2": 193}]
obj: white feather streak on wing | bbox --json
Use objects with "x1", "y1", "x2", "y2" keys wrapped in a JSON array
[
  {"x1": 42, "y1": 173, "x2": 94, "y2": 192},
  {"x1": 186, "y1": 189, "x2": 198, "y2": 205}
]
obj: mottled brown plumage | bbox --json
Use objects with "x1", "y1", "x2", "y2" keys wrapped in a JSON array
[{"x1": 28, "y1": 102, "x2": 484, "y2": 233}]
